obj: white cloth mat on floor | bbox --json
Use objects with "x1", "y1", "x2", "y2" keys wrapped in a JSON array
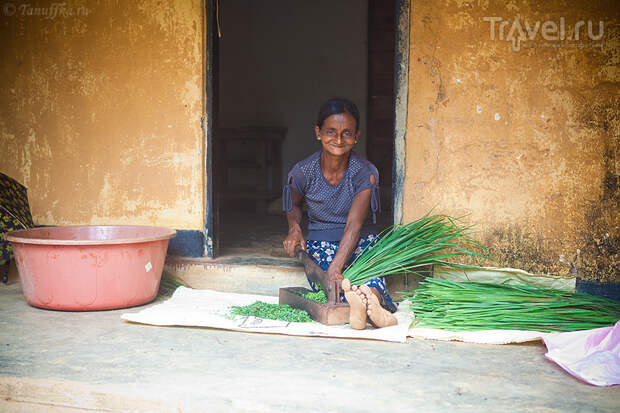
[
  {"x1": 407, "y1": 327, "x2": 545, "y2": 344},
  {"x1": 122, "y1": 287, "x2": 547, "y2": 345},
  {"x1": 121, "y1": 287, "x2": 413, "y2": 343}
]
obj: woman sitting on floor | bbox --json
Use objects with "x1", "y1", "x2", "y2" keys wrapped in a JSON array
[{"x1": 282, "y1": 97, "x2": 397, "y2": 329}]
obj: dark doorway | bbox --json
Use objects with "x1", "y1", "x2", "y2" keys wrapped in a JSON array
[
  {"x1": 209, "y1": 0, "x2": 396, "y2": 259},
  {"x1": 367, "y1": 0, "x2": 396, "y2": 218}
]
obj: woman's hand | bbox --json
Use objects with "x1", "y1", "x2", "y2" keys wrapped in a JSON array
[
  {"x1": 284, "y1": 181, "x2": 305, "y2": 257},
  {"x1": 283, "y1": 226, "x2": 305, "y2": 257},
  {"x1": 326, "y1": 265, "x2": 344, "y2": 285}
]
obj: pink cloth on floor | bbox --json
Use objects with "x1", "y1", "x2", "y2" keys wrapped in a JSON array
[{"x1": 542, "y1": 321, "x2": 620, "y2": 386}]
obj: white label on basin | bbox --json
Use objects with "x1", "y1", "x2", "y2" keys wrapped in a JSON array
[{"x1": 145, "y1": 261, "x2": 152, "y2": 272}]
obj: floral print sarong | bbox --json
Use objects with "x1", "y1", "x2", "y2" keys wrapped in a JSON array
[{"x1": 305, "y1": 234, "x2": 398, "y2": 313}]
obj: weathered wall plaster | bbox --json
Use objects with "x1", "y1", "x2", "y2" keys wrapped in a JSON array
[
  {"x1": 0, "y1": 0, "x2": 205, "y2": 230},
  {"x1": 1, "y1": 0, "x2": 617, "y2": 277},
  {"x1": 404, "y1": 0, "x2": 618, "y2": 282}
]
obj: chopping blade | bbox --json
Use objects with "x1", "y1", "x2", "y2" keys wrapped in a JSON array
[{"x1": 294, "y1": 247, "x2": 341, "y2": 304}]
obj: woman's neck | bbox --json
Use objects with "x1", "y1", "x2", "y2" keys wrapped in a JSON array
[
  {"x1": 320, "y1": 150, "x2": 351, "y2": 185},
  {"x1": 321, "y1": 150, "x2": 351, "y2": 171}
]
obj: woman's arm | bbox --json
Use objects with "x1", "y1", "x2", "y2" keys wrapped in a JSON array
[
  {"x1": 283, "y1": 187, "x2": 306, "y2": 257},
  {"x1": 326, "y1": 187, "x2": 372, "y2": 283}
]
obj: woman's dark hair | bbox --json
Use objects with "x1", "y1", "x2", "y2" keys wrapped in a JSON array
[{"x1": 316, "y1": 98, "x2": 360, "y2": 131}]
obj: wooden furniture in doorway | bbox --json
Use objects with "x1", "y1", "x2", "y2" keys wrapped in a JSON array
[{"x1": 214, "y1": 127, "x2": 287, "y2": 214}]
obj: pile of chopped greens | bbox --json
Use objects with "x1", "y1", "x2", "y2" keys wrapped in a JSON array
[
  {"x1": 229, "y1": 301, "x2": 313, "y2": 323},
  {"x1": 304, "y1": 290, "x2": 327, "y2": 303}
]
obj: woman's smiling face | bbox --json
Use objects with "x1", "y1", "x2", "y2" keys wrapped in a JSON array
[{"x1": 315, "y1": 112, "x2": 360, "y2": 157}]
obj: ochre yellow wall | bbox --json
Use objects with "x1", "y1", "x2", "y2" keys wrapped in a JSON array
[
  {"x1": 0, "y1": 0, "x2": 205, "y2": 230},
  {"x1": 405, "y1": 0, "x2": 618, "y2": 282},
  {"x1": 1, "y1": 0, "x2": 617, "y2": 279}
]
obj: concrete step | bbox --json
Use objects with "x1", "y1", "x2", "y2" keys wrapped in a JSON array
[
  {"x1": 164, "y1": 254, "x2": 420, "y2": 299},
  {"x1": 164, "y1": 254, "x2": 308, "y2": 296}
]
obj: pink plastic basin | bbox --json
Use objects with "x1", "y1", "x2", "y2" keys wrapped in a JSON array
[{"x1": 6, "y1": 225, "x2": 176, "y2": 311}]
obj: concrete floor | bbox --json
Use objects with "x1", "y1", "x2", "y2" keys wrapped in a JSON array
[{"x1": 1, "y1": 282, "x2": 619, "y2": 412}]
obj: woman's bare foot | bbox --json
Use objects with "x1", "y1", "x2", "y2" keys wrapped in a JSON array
[
  {"x1": 359, "y1": 285, "x2": 397, "y2": 328},
  {"x1": 342, "y1": 279, "x2": 367, "y2": 330}
]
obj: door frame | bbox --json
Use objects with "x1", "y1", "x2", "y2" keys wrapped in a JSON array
[
  {"x1": 203, "y1": 0, "x2": 216, "y2": 258},
  {"x1": 203, "y1": 0, "x2": 410, "y2": 258},
  {"x1": 392, "y1": 0, "x2": 409, "y2": 226}
]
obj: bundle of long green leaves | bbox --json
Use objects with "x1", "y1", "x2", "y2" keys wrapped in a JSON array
[
  {"x1": 342, "y1": 213, "x2": 489, "y2": 285},
  {"x1": 406, "y1": 278, "x2": 620, "y2": 332}
]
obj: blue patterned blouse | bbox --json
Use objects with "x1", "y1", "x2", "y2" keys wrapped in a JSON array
[{"x1": 283, "y1": 150, "x2": 380, "y2": 241}]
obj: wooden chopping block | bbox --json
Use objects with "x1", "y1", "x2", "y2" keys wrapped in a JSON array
[{"x1": 278, "y1": 248, "x2": 350, "y2": 325}]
